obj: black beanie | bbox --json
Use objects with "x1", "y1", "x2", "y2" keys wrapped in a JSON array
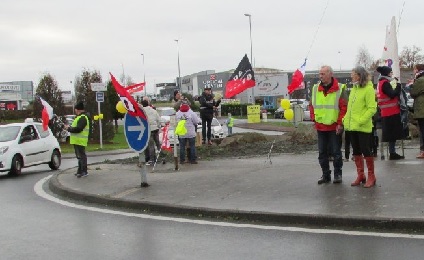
[
  {"x1": 74, "y1": 101, "x2": 84, "y2": 110},
  {"x1": 376, "y1": 66, "x2": 392, "y2": 76}
]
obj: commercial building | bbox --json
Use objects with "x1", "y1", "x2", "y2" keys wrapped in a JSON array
[{"x1": 0, "y1": 81, "x2": 34, "y2": 110}]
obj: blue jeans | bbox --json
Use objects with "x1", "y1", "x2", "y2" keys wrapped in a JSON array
[
  {"x1": 179, "y1": 137, "x2": 196, "y2": 163},
  {"x1": 227, "y1": 126, "x2": 233, "y2": 135},
  {"x1": 317, "y1": 130, "x2": 343, "y2": 177}
]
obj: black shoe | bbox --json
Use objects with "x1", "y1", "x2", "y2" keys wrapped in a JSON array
[
  {"x1": 389, "y1": 153, "x2": 405, "y2": 160},
  {"x1": 201, "y1": 140, "x2": 206, "y2": 145},
  {"x1": 328, "y1": 156, "x2": 334, "y2": 161},
  {"x1": 140, "y1": 182, "x2": 150, "y2": 188},
  {"x1": 333, "y1": 175, "x2": 342, "y2": 184},
  {"x1": 318, "y1": 176, "x2": 331, "y2": 184},
  {"x1": 190, "y1": 161, "x2": 198, "y2": 164},
  {"x1": 76, "y1": 172, "x2": 88, "y2": 178}
]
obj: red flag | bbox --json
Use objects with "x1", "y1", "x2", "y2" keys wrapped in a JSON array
[
  {"x1": 161, "y1": 125, "x2": 172, "y2": 151},
  {"x1": 288, "y1": 60, "x2": 307, "y2": 94},
  {"x1": 39, "y1": 97, "x2": 53, "y2": 131},
  {"x1": 110, "y1": 73, "x2": 146, "y2": 120},
  {"x1": 127, "y1": 82, "x2": 145, "y2": 94},
  {"x1": 225, "y1": 54, "x2": 256, "y2": 98}
]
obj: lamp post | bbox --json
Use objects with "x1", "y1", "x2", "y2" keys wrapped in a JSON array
[
  {"x1": 174, "y1": 39, "x2": 181, "y2": 91},
  {"x1": 141, "y1": 53, "x2": 146, "y2": 96},
  {"x1": 244, "y1": 13, "x2": 254, "y2": 104}
]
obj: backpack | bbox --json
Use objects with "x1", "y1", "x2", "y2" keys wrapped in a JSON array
[{"x1": 175, "y1": 118, "x2": 187, "y2": 136}]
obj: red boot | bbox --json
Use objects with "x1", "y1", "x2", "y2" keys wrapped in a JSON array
[
  {"x1": 364, "y1": 157, "x2": 376, "y2": 188},
  {"x1": 351, "y1": 155, "x2": 366, "y2": 186}
]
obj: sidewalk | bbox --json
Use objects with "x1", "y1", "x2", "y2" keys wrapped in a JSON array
[{"x1": 50, "y1": 143, "x2": 424, "y2": 232}]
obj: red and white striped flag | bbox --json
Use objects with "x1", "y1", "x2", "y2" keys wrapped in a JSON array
[
  {"x1": 288, "y1": 60, "x2": 307, "y2": 94},
  {"x1": 161, "y1": 124, "x2": 172, "y2": 151},
  {"x1": 39, "y1": 97, "x2": 53, "y2": 131}
]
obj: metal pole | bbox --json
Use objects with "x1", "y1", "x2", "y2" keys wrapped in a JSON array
[
  {"x1": 175, "y1": 39, "x2": 181, "y2": 91},
  {"x1": 245, "y1": 14, "x2": 254, "y2": 104},
  {"x1": 141, "y1": 53, "x2": 146, "y2": 96},
  {"x1": 98, "y1": 101, "x2": 103, "y2": 149}
]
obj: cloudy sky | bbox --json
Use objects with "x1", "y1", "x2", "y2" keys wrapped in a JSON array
[{"x1": 1, "y1": 0, "x2": 421, "y2": 94}]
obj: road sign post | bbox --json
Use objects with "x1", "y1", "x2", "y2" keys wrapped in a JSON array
[{"x1": 96, "y1": 91, "x2": 105, "y2": 149}]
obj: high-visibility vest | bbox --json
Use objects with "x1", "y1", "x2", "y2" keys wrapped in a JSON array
[
  {"x1": 377, "y1": 79, "x2": 400, "y2": 117},
  {"x1": 311, "y1": 84, "x2": 342, "y2": 125},
  {"x1": 70, "y1": 114, "x2": 89, "y2": 147},
  {"x1": 227, "y1": 117, "x2": 234, "y2": 127}
]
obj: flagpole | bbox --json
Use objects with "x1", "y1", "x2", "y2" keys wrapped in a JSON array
[
  {"x1": 175, "y1": 39, "x2": 182, "y2": 92},
  {"x1": 141, "y1": 53, "x2": 146, "y2": 96},
  {"x1": 244, "y1": 13, "x2": 254, "y2": 104}
]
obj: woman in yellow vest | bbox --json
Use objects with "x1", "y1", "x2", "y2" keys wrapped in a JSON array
[
  {"x1": 65, "y1": 101, "x2": 90, "y2": 178},
  {"x1": 343, "y1": 66, "x2": 377, "y2": 188}
]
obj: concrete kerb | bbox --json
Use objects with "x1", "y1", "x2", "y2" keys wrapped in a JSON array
[{"x1": 48, "y1": 169, "x2": 424, "y2": 233}]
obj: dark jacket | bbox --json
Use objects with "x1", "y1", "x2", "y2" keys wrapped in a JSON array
[
  {"x1": 199, "y1": 92, "x2": 220, "y2": 119},
  {"x1": 410, "y1": 72, "x2": 424, "y2": 119}
]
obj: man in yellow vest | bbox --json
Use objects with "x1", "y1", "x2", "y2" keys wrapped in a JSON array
[
  {"x1": 310, "y1": 65, "x2": 348, "y2": 184},
  {"x1": 65, "y1": 101, "x2": 90, "y2": 178}
]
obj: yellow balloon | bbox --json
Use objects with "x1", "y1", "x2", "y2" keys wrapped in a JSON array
[
  {"x1": 280, "y1": 99, "x2": 290, "y2": 110},
  {"x1": 116, "y1": 101, "x2": 127, "y2": 113},
  {"x1": 284, "y1": 108, "x2": 294, "y2": 120},
  {"x1": 94, "y1": 115, "x2": 99, "y2": 120},
  {"x1": 99, "y1": 114, "x2": 104, "y2": 119}
]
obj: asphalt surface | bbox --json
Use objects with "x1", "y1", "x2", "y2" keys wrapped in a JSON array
[{"x1": 52, "y1": 135, "x2": 424, "y2": 233}]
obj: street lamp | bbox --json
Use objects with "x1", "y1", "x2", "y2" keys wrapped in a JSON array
[
  {"x1": 244, "y1": 13, "x2": 254, "y2": 104},
  {"x1": 174, "y1": 39, "x2": 181, "y2": 91},
  {"x1": 141, "y1": 53, "x2": 146, "y2": 96}
]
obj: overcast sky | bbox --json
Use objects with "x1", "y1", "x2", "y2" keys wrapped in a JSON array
[{"x1": 1, "y1": 0, "x2": 421, "y2": 94}]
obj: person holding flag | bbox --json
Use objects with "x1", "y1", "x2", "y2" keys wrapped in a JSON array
[
  {"x1": 310, "y1": 65, "x2": 348, "y2": 185},
  {"x1": 64, "y1": 101, "x2": 90, "y2": 178},
  {"x1": 199, "y1": 86, "x2": 220, "y2": 145}
]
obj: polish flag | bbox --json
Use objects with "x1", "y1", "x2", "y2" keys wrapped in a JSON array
[
  {"x1": 161, "y1": 124, "x2": 172, "y2": 151},
  {"x1": 287, "y1": 60, "x2": 307, "y2": 94},
  {"x1": 39, "y1": 97, "x2": 53, "y2": 131}
]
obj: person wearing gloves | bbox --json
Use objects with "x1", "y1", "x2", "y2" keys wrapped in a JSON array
[
  {"x1": 310, "y1": 65, "x2": 348, "y2": 184},
  {"x1": 376, "y1": 65, "x2": 405, "y2": 160},
  {"x1": 343, "y1": 66, "x2": 377, "y2": 188},
  {"x1": 175, "y1": 102, "x2": 200, "y2": 164}
]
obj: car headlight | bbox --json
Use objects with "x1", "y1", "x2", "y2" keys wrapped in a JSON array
[{"x1": 0, "y1": 146, "x2": 9, "y2": 155}]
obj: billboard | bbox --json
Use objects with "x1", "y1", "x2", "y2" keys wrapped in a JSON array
[{"x1": 254, "y1": 74, "x2": 289, "y2": 97}]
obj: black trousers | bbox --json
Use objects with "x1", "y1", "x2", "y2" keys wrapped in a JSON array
[
  {"x1": 349, "y1": 131, "x2": 373, "y2": 157},
  {"x1": 74, "y1": 145, "x2": 87, "y2": 174}
]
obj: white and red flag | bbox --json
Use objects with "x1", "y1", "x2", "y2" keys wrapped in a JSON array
[
  {"x1": 161, "y1": 124, "x2": 172, "y2": 152},
  {"x1": 110, "y1": 73, "x2": 147, "y2": 120},
  {"x1": 287, "y1": 60, "x2": 307, "y2": 94},
  {"x1": 126, "y1": 82, "x2": 145, "y2": 94},
  {"x1": 224, "y1": 54, "x2": 256, "y2": 98},
  {"x1": 39, "y1": 97, "x2": 53, "y2": 131}
]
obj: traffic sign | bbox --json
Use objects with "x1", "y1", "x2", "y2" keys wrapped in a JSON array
[
  {"x1": 124, "y1": 113, "x2": 150, "y2": 152},
  {"x1": 91, "y1": 83, "x2": 106, "y2": 91},
  {"x1": 96, "y1": 92, "x2": 104, "y2": 102}
]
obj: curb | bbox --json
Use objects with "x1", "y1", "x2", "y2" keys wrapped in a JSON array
[{"x1": 48, "y1": 172, "x2": 424, "y2": 233}]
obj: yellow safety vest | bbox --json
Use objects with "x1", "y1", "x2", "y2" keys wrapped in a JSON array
[
  {"x1": 70, "y1": 114, "x2": 89, "y2": 146},
  {"x1": 311, "y1": 84, "x2": 343, "y2": 125},
  {"x1": 227, "y1": 117, "x2": 234, "y2": 127}
]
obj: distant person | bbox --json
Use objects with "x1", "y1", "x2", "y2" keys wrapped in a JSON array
[
  {"x1": 225, "y1": 113, "x2": 234, "y2": 136},
  {"x1": 173, "y1": 90, "x2": 191, "y2": 112},
  {"x1": 140, "y1": 97, "x2": 157, "y2": 165},
  {"x1": 409, "y1": 63, "x2": 424, "y2": 159},
  {"x1": 65, "y1": 101, "x2": 90, "y2": 178},
  {"x1": 376, "y1": 66, "x2": 404, "y2": 160},
  {"x1": 140, "y1": 100, "x2": 161, "y2": 166},
  {"x1": 310, "y1": 65, "x2": 347, "y2": 184},
  {"x1": 175, "y1": 102, "x2": 200, "y2": 164},
  {"x1": 343, "y1": 66, "x2": 377, "y2": 188},
  {"x1": 199, "y1": 86, "x2": 221, "y2": 145}
]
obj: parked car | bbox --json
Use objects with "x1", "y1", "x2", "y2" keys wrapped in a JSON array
[
  {"x1": 157, "y1": 107, "x2": 175, "y2": 127},
  {"x1": 0, "y1": 122, "x2": 62, "y2": 175}
]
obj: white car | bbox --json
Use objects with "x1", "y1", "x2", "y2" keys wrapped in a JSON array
[
  {"x1": 156, "y1": 107, "x2": 175, "y2": 127},
  {"x1": 0, "y1": 122, "x2": 62, "y2": 175}
]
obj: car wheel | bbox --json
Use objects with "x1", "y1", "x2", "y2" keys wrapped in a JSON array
[
  {"x1": 9, "y1": 155, "x2": 22, "y2": 176},
  {"x1": 49, "y1": 149, "x2": 61, "y2": 170}
]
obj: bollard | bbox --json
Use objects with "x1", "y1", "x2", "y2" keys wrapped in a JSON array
[{"x1": 140, "y1": 150, "x2": 149, "y2": 187}]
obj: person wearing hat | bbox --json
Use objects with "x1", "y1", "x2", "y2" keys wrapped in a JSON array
[
  {"x1": 65, "y1": 101, "x2": 90, "y2": 177},
  {"x1": 376, "y1": 65, "x2": 404, "y2": 160},
  {"x1": 198, "y1": 86, "x2": 221, "y2": 145}
]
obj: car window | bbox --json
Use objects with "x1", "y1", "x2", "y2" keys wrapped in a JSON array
[
  {"x1": 21, "y1": 125, "x2": 39, "y2": 142},
  {"x1": 35, "y1": 124, "x2": 51, "y2": 138},
  {"x1": 0, "y1": 126, "x2": 20, "y2": 142}
]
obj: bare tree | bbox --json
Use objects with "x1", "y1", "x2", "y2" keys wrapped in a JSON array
[
  {"x1": 400, "y1": 45, "x2": 424, "y2": 69},
  {"x1": 355, "y1": 45, "x2": 374, "y2": 70}
]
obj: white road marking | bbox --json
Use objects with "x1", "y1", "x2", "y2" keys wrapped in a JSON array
[{"x1": 35, "y1": 175, "x2": 424, "y2": 240}]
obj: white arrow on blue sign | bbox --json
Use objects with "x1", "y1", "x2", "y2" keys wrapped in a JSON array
[{"x1": 124, "y1": 113, "x2": 150, "y2": 152}]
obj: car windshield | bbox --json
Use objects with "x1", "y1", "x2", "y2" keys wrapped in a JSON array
[
  {"x1": 0, "y1": 126, "x2": 21, "y2": 142},
  {"x1": 158, "y1": 108, "x2": 175, "y2": 117}
]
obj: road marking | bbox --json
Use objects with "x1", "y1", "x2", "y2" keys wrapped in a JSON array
[{"x1": 35, "y1": 175, "x2": 424, "y2": 240}]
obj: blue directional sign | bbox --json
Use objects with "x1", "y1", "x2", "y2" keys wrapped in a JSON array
[
  {"x1": 96, "y1": 91, "x2": 104, "y2": 102},
  {"x1": 124, "y1": 113, "x2": 150, "y2": 152}
]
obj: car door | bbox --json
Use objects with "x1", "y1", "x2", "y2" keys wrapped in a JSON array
[{"x1": 18, "y1": 125, "x2": 44, "y2": 165}]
